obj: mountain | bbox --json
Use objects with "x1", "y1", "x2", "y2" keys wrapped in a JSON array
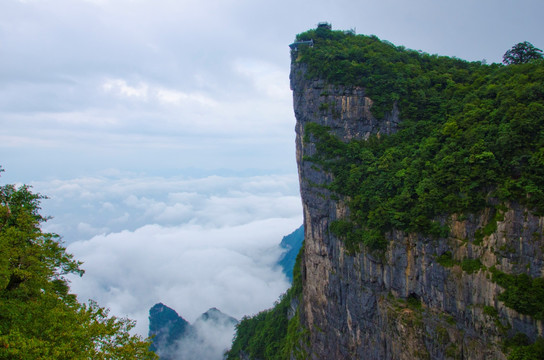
[
  {"x1": 149, "y1": 227, "x2": 304, "y2": 359},
  {"x1": 196, "y1": 307, "x2": 237, "y2": 326},
  {"x1": 149, "y1": 303, "x2": 191, "y2": 356},
  {"x1": 149, "y1": 304, "x2": 237, "y2": 360},
  {"x1": 227, "y1": 24, "x2": 544, "y2": 359},
  {"x1": 277, "y1": 225, "x2": 304, "y2": 282}
]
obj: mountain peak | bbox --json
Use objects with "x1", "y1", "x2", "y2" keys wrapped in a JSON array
[
  {"x1": 197, "y1": 307, "x2": 237, "y2": 326},
  {"x1": 149, "y1": 304, "x2": 238, "y2": 359}
]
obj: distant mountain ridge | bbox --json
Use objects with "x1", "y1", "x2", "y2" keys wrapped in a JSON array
[
  {"x1": 149, "y1": 226, "x2": 304, "y2": 359},
  {"x1": 277, "y1": 225, "x2": 304, "y2": 282},
  {"x1": 149, "y1": 303, "x2": 191, "y2": 356},
  {"x1": 148, "y1": 303, "x2": 237, "y2": 360}
]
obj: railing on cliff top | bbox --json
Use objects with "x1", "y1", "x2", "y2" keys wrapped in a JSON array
[{"x1": 289, "y1": 39, "x2": 314, "y2": 51}]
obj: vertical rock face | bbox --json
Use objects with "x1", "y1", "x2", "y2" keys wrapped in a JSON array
[{"x1": 291, "y1": 61, "x2": 544, "y2": 359}]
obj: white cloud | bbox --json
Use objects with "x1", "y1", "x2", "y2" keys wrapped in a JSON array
[
  {"x1": 27, "y1": 173, "x2": 303, "y2": 338},
  {"x1": 233, "y1": 59, "x2": 290, "y2": 100},
  {"x1": 76, "y1": 222, "x2": 109, "y2": 236},
  {"x1": 67, "y1": 217, "x2": 299, "y2": 335},
  {"x1": 34, "y1": 174, "x2": 301, "y2": 242},
  {"x1": 0, "y1": 135, "x2": 58, "y2": 148},
  {"x1": 155, "y1": 88, "x2": 185, "y2": 104},
  {"x1": 101, "y1": 78, "x2": 218, "y2": 107},
  {"x1": 175, "y1": 315, "x2": 238, "y2": 360},
  {"x1": 156, "y1": 88, "x2": 217, "y2": 107},
  {"x1": 103, "y1": 78, "x2": 149, "y2": 100}
]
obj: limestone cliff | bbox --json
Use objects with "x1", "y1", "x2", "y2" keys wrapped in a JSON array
[{"x1": 291, "y1": 55, "x2": 544, "y2": 359}]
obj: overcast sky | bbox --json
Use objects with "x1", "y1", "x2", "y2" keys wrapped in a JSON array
[
  {"x1": 2, "y1": 0, "x2": 544, "y2": 182},
  {"x1": 2, "y1": 0, "x2": 544, "y2": 343}
]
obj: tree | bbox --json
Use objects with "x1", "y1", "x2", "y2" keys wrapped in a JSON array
[
  {"x1": 0, "y1": 173, "x2": 157, "y2": 359},
  {"x1": 503, "y1": 41, "x2": 543, "y2": 65}
]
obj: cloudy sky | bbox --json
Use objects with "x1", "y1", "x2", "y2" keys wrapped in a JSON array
[{"x1": 1, "y1": 0, "x2": 544, "y2": 340}]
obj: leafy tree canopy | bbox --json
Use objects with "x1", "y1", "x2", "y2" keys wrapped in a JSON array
[
  {"x1": 503, "y1": 41, "x2": 544, "y2": 65},
  {"x1": 0, "y1": 168, "x2": 157, "y2": 359},
  {"x1": 294, "y1": 28, "x2": 544, "y2": 253}
]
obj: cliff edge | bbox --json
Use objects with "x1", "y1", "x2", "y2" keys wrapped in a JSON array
[{"x1": 291, "y1": 28, "x2": 544, "y2": 359}]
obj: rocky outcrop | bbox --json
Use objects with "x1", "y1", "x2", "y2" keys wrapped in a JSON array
[{"x1": 291, "y1": 60, "x2": 544, "y2": 359}]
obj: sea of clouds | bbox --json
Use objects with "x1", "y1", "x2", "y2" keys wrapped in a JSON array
[{"x1": 31, "y1": 174, "x2": 302, "y2": 337}]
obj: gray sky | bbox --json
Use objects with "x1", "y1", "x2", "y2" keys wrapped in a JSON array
[
  {"x1": 2, "y1": 0, "x2": 543, "y2": 182},
  {"x1": 1, "y1": 0, "x2": 543, "y2": 340}
]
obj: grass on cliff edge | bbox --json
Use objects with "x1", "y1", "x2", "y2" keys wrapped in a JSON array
[{"x1": 296, "y1": 27, "x2": 544, "y2": 253}]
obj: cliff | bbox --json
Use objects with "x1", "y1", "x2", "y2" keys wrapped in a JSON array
[
  {"x1": 290, "y1": 28, "x2": 544, "y2": 359},
  {"x1": 226, "y1": 27, "x2": 544, "y2": 360}
]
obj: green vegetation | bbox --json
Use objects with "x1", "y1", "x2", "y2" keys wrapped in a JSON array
[
  {"x1": 475, "y1": 207, "x2": 504, "y2": 245},
  {"x1": 490, "y1": 268, "x2": 544, "y2": 320},
  {"x1": 436, "y1": 251, "x2": 457, "y2": 268},
  {"x1": 445, "y1": 314, "x2": 456, "y2": 326},
  {"x1": 297, "y1": 27, "x2": 544, "y2": 253},
  {"x1": 406, "y1": 293, "x2": 422, "y2": 309},
  {"x1": 461, "y1": 258, "x2": 484, "y2": 274},
  {"x1": 483, "y1": 305, "x2": 498, "y2": 318},
  {"x1": 0, "y1": 168, "x2": 156, "y2": 359},
  {"x1": 435, "y1": 252, "x2": 485, "y2": 274},
  {"x1": 504, "y1": 334, "x2": 544, "y2": 360},
  {"x1": 445, "y1": 343, "x2": 461, "y2": 359},
  {"x1": 226, "y1": 245, "x2": 307, "y2": 360},
  {"x1": 503, "y1": 42, "x2": 544, "y2": 65}
]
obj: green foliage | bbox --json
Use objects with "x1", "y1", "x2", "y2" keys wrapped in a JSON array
[
  {"x1": 506, "y1": 336, "x2": 544, "y2": 360},
  {"x1": 436, "y1": 252, "x2": 458, "y2": 268},
  {"x1": 475, "y1": 212, "x2": 500, "y2": 245},
  {"x1": 461, "y1": 258, "x2": 484, "y2": 274},
  {"x1": 436, "y1": 253, "x2": 484, "y2": 274},
  {"x1": 503, "y1": 42, "x2": 544, "y2": 65},
  {"x1": 226, "y1": 245, "x2": 307, "y2": 360},
  {"x1": 445, "y1": 315, "x2": 456, "y2": 326},
  {"x1": 318, "y1": 102, "x2": 330, "y2": 111},
  {"x1": 329, "y1": 219, "x2": 385, "y2": 253},
  {"x1": 491, "y1": 268, "x2": 544, "y2": 319},
  {"x1": 505, "y1": 333, "x2": 532, "y2": 348},
  {"x1": 445, "y1": 343, "x2": 460, "y2": 359},
  {"x1": 297, "y1": 28, "x2": 544, "y2": 252},
  {"x1": 483, "y1": 305, "x2": 498, "y2": 318},
  {"x1": 0, "y1": 180, "x2": 156, "y2": 359},
  {"x1": 295, "y1": 28, "x2": 486, "y2": 119},
  {"x1": 406, "y1": 294, "x2": 422, "y2": 309}
]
